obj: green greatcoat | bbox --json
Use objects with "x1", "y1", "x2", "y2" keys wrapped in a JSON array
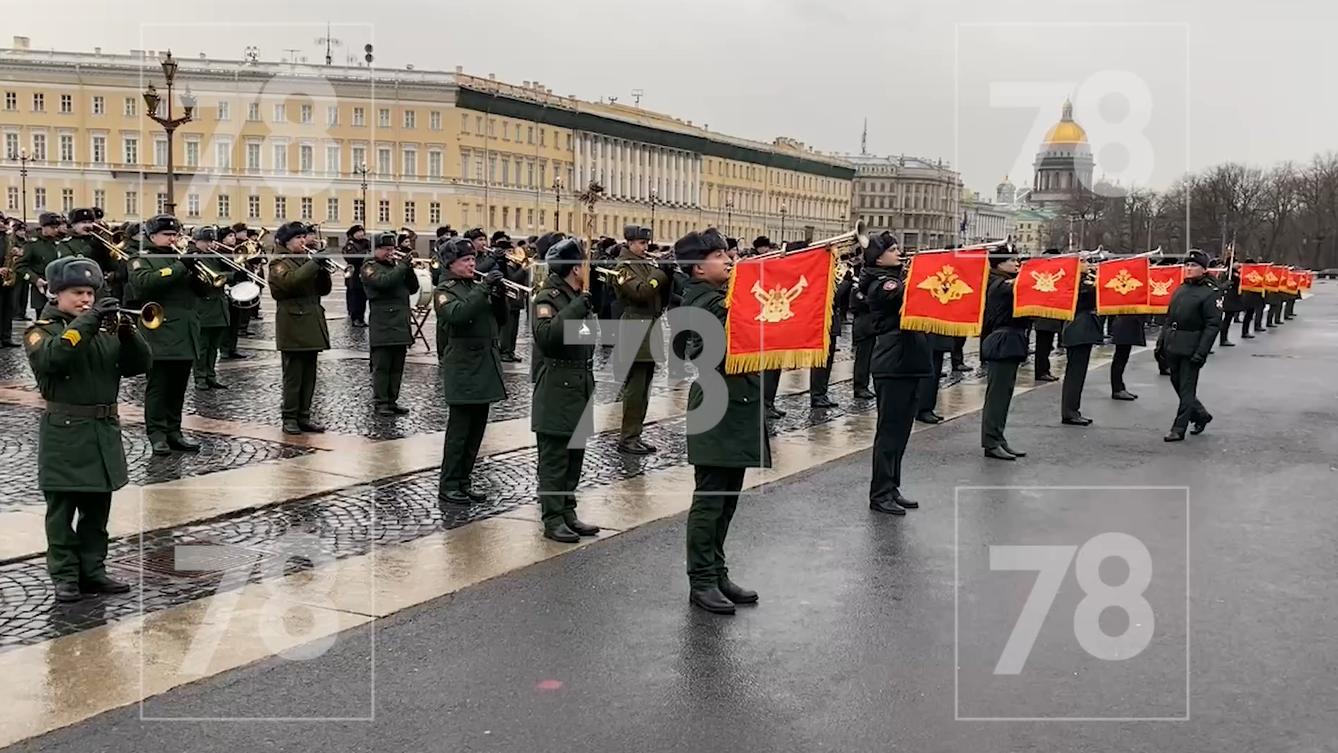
[
  {"x1": 268, "y1": 254, "x2": 332, "y2": 351},
  {"x1": 61, "y1": 235, "x2": 95, "y2": 260},
  {"x1": 126, "y1": 244, "x2": 202, "y2": 360},
  {"x1": 195, "y1": 256, "x2": 232, "y2": 329},
  {"x1": 530, "y1": 272, "x2": 596, "y2": 437},
  {"x1": 26, "y1": 303, "x2": 153, "y2": 492},
  {"x1": 361, "y1": 257, "x2": 419, "y2": 348},
  {"x1": 680, "y1": 278, "x2": 771, "y2": 469},
  {"x1": 16, "y1": 236, "x2": 63, "y2": 288},
  {"x1": 613, "y1": 246, "x2": 669, "y2": 361},
  {"x1": 434, "y1": 274, "x2": 507, "y2": 404}
]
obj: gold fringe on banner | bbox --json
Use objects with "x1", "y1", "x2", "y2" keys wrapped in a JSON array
[
  {"x1": 900, "y1": 316, "x2": 982, "y2": 338},
  {"x1": 1013, "y1": 305, "x2": 1076, "y2": 321},
  {"x1": 1097, "y1": 304, "x2": 1150, "y2": 316},
  {"x1": 1140, "y1": 305, "x2": 1170, "y2": 315}
]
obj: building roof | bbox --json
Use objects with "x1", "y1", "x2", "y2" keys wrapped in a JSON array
[{"x1": 1042, "y1": 99, "x2": 1088, "y2": 147}]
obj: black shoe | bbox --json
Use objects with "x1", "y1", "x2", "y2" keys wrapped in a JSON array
[
  {"x1": 1164, "y1": 430, "x2": 1185, "y2": 442},
  {"x1": 617, "y1": 439, "x2": 655, "y2": 456},
  {"x1": 167, "y1": 434, "x2": 201, "y2": 452},
  {"x1": 463, "y1": 488, "x2": 488, "y2": 503},
  {"x1": 1112, "y1": 390, "x2": 1139, "y2": 401},
  {"x1": 53, "y1": 582, "x2": 83, "y2": 603},
  {"x1": 854, "y1": 388, "x2": 876, "y2": 400},
  {"x1": 282, "y1": 419, "x2": 303, "y2": 435},
  {"x1": 766, "y1": 406, "x2": 787, "y2": 420},
  {"x1": 915, "y1": 412, "x2": 942, "y2": 424},
  {"x1": 1221, "y1": 341, "x2": 1236, "y2": 347},
  {"x1": 500, "y1": 354, "x2": 522, "y2": 363},
  {"x1": 1241, "y1": 334, "x2": 1256, "y2": 339},
  {"x1": 1062, "y1": 416, "x2": 1093, "y2": 427},
  {"x1": 811, "y1": 396, "x2": 839, "y2": 409},
  {"x1": 984, "y1": 447, "x2": 1017, "y2": 461},
  {"x1": 869, "y1": 497, "x2": 907, "y2": 515},
  {"x1": 206, "y1": 378, "x2": 228, "y2": 389},
  {"x1": 689, "y1": 587, "x2": 736, "y2": 615},
  {"x1": 1001, "y1": 444, "x2": 1027, "y2": 458},
  {"x1": 953, "y1": 364, "x2": 973, "y2": 373},
  {"x1": 221, "y1": 351, "x2": 250, "y2": 360},
  {"x1": 297, "y1": 421, "x2": 326, "y2": 433},
  {"x1": 543, "y1": 523, "x2": 581, "y2": 544},
  {"x1": 351, "y1": 320, "x2": 367, "y2": 328},
  {"x1": 892, "y1": 493, "x2": 919, "y2": 509},
  {"x1": 1190, "y1": 415, "x2": 1213, "y2": 435},
  {"x1": 194, "y1": 380, "x2": 211, "y2": 391},
  {"x1": 150, "y1": 435, "x2": 172, "y2": 456},
  {"x1": 390, "y1": 404, "x2": 411, "y2": 415},
  {"x1": 1035, "y1": 373, "x2": 1060, "y2": 382},
  {"x1": 718, "y1": 578, "x2": 758, "y2": 605},
  {"x1": 375, "y1": 405, "x2": 397, "y2": 416},
  {"x1": 565, "y1": 518, "x2": 600, "y2": 536},
  {"x1": 81, "y1": 577, "x2": 131, "y2": 595},
  {"x1": 439, "y1": 491, "x2": 473, "y2": 505}
]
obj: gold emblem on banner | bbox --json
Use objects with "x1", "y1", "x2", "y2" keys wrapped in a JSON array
[
  {"x1": 1244, "y1": 271, "x2": 1264, "y2": 286},
  {"x1": 751, "y1": 275, "x2": 809, "y2": 323},
  {"x1": 1028, "y1": 267, "x2": 1066, "y2": 293},
  {"x1": 1103, "y1": 269, "x2": 1144, "y2": 296},
  {"x1": 917, "y1": 265, "x2": 973, "y2": 305},
  {"x1": 1149, "y1": 278, "x2": 1174, "y2": 297},
  {"x1": 1263, "y1": 271, "x2": 1279, "y2": 286}
]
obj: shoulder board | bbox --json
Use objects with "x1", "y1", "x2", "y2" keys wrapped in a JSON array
[
  {"x1": 34, "y1": 319, "x2": 53, "y2": 326},
  {"x1": 445, "y1": 279, "x2": 457, "y2": 288}
]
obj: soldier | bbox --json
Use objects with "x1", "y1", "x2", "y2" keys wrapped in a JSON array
[
  {"x1": 62, "y1": 207, "x2": 98, "y2": 259},
  {"x1": 268, "y1": 221, "x2": 332, "y2": 435},
  {"x1": 807, "y1": 242, "x2": 841, "y2": 410},
  {"x1": 26, "y1": 256, "x2": 151, "y2": 601},
  {"x1": 127, "y1": 214, "x2": 203, "y2": 456},
  {"x1": 863, "y1": 233, "x2": 932, "y2": 515},
  {"x1": 362, "y1": 231, "x2": 418, "y2": 415},
  {"x1": 1161, "y1": 250, "x2": 1222, "y2": 442},
  {"x1": 343, "y1": 224, "x2": 371, "y2": 328},
  {"x1": 1220, "y1": 260, "x2": 1243, "y2": 347},
  {"x1": 674, "y1": 229, "x2": 770, "y2": 614},
  {"x1": 1109, "y1": 314, "x2": 1145, "y2": 401},
  {"x1": 476, "y1": 232, "x2": 528, "y2": 363},
  {"x1": 16, "y1": 213, "x2": 66, "y2": 320},
  {"x1": 464, "y1": 227, "x2": 488, "y2": 256},
  {"x1": 1032, "y1": 250, "x2": 1064, "y2": 382},
  {"x1": 849, "y1": 242, "x2": 881, "y2": 401},
  {"x1": 612, "y1": 223, "x2": 668, "y2": 455},
  {"x1": 1059, "y1": 261, "x2": 1101, "y2": 426},
  {"x1": 435, "y1": 237, "x2": 508, "y2": 505},
  {"x1": 980, "y1": 250, "x2": 1031, "y2": 461},
  {"x1": 1244, "y1": 257, "x2": 1267, "y2": 336},
  {"x1": 0, "y1": 217, "x2": 19, "y2": 347},
  {"x1": 191, "y1": 226, "x2": 232, "y2": 391},
  {"x1": 530, "y1": 237, "x2": 598, "y2": 542},
  {"x1": 221, "y1": 222, "x2": 256, "y2": 360},
  {"x1": 1265, "y1": 269, "x2": 1286, "y2": 329}
]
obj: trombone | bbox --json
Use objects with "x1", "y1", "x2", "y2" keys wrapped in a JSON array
[
  {"x1": 100, "y1": 302, "x2": 163, "y2": 333},
  {"x1": 87, "y1": 221, "x2": 130, "y2": 262},
  {"x1": 173, "y1": 238, "x2": 230, "y2": 289},
  {"x1": 206, "y1": 243, "x2": 269, "y2": 288}
]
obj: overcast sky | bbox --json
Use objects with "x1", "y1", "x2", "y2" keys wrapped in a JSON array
[{"x1": 8, "y1": 0, "x2": 1337, "y2": 194}]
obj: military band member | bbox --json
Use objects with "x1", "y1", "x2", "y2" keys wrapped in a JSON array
[
  {"x1": 611, "y1": 224, "x2": 667, "y2": 455},
  {"x1": 1109, "y1": 314, "x2": 1145, "y2": 401},
  {"x1": 1265, "y1": 270, "x2": 1287, "y2": 329},
  {"x1": 0, "y1": 218, "x2": 20, "y2": 346},
  {"x1": 269, "y1": 221, "x2": 332, "y2": 435},
  {"x1": 529, "y1": 237, "x2": 598, "y2": 542},
  {"x1": 343, "y1": 224, "x2": 370, "y2": 328},
  {"x1": 808, "y1": 243, "x2": 841, "y2": 410},
  {"x1": 464, "y1": 227, "x2": 488, "y2": 256},
  {"x1": 1161, "y1": 251, "x2": 1222, "y2": 442},
  {"x1": 1059, "y1": 262, "x2": 1101, "y2": 426},
  {"x1": 1219, "y1": 261, "x2": 1243, "y2": 346},
  {"x1": 362, "y1": 231, "x2": 418, "y2": 415},
  {"x1": 675, "y1": 229, "x2": 769, "y2": 614},
  {"x1": 27, "y1": 256, "x2": 151, "y2": 601},
  {"x1": 435, "y1": 238, "x2": 508, "y2": 505},
  {"x1": 16, "y1": 213, "x2": 66, "y2": 320},
  {"x1": 1239, "y1": 257, "x2": 1264, "y2": 339},
  {"x1": 62, "y1": 208, "x2": 98, "y2": 259},
  {"x1": 191, "y1": 226, "x2": 232, "y2": 390},
  {"x1": 980, "y1": 250, "x2": 1031, "y2": 460},
  {"x1": 221, "y1": 222, "x2": 255, "y2": 359},
  {"x1": 850, "y1": 247, "x2": 879, "y2": 401},
  {"x1": 127, "y1": 214, "x2": 203, "y2": 456},
  {"x1": 748, "y1": 236, "x2": 787, "y2": 421}
]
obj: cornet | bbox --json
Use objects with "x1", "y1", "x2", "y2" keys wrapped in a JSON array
[{"x1": 100, "y1": 302, "x2": 163, "y2": 333}]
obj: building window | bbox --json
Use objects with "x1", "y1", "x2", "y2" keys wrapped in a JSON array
[
  {"x1": 428, "y1": 150, "x2": 442, "y2": 178},
  {"x1": 326, "y1": 197, "x2": 339, "y2": 222},
  {"x1": 272, "y1": 143, "x2": 288, "y2": 172},
  {"x1": 378, "y1": 108, "x2": 390, "y2": 128},
  {"x1": 352, "y1": 106, "x2": 365, "y2": 126},
  {"x1": 377, "y1": 147, "x2": 391, "y2": 176},
  {"x1": 7, "y1": 186, "x2": 18, "y2": 210},
  {"x1": 460, "y1": 114, "x2": 468, "y2": 132},
  {"x1": 402, "y1": 148, "x2": 416, "y2": 177},
  {"x1": 61, "y1": 188, "x2": 74, "y2": 212},
  {"x1": 217, "y1": 194, "x2": 231, "y2": 218},
  {"x1": 515, "y1": 124, "x2": 522, "y2": 141},
  {"x1": 125, "y1": 191, "x2": 137, "y2": 215},
  {"x1": 299, "y1": 144, "x2": 314, "y2": 175},
  {"x1": 124, "y1": 97, "x2": 137, "y2": 117},
  {"x1": 31, "y1": 133, "x2": 46, "y2": 161},
  {"x1": 501, "y1": 158, "x2": 510, "y2": 185},
  {"x1": 32, "y1": 93, "x2": 44, "y2": 112},
  {"x1": 300, "y1": 196, "x2": 313, "y2": 220},
  {"x1": 186, "y1": 193, "x2": 200, "y2": 217},
  {"x1": 33, "y1": 187, "x2": 46, "y2": 211},
  {"x1": 274, "y1": 195, "x2": 287, "y2": 218},
  {"x1": 299, "y1": 104, "x2": 312, "y2": 124},
  {"x1": 5, "y1": 133, "x2": 17, "y2": 159},
  {"x1": 248, "y1": 194, "x2": 260, "y2": 218},
  {"x1": 58, "y1": 134, "x2": 74, "y2": 162},
  {"x1": 185, "y1": 140, "x2": 199, "y2": 167},
  {"x1": 154, "y1": 192, "x2": 166, "y2": 213},
  {"x1": 527, "y1": 126, "x2": 534, "y2": 145},
  {"x1": 429, "y1": 201, "x2": 441, "y2": 224},
  {"x1": 527, "y1": 208, "x2": 534, "y2": 228},
  {"x1": 326, "y1": 145, "x2": 340, "y2": 176},
  {"x1": 247, "y1": 101, "x2": 260, "y2": 121},
  {"x1": 501, "y1": 121, "x2": 509, "y2": 141},
  {"x1": 246, "y1": 142, "x2": 261, "y2": 172},
  {"x1": 217, "y1": 100, "x2": 230, "y2": 121},
  {"x1": 475, "y1": 116, "x2": 483, "y2": 135},
  {"x1": 216, "y1": 141, "x2": 232, "y2": 169},
  {"x1": 351, "y1": 146, "x2": 366, "y2": 171},
  {"x1": 273, "y1": 104, "x2": 286, "y2": 122},
  {"x1": 353, "y1": 198, "x2": 365, "y2": 223},
  {"x1": 377, "y1": 199, "x2": 390, "y2": 223},
  {"x1": 92, "y1": 96, "x2": 104, "y2": 115},
  {"x1": 502, "y1": 207, "x2": 510, "y2": 227},
  {"x1": 429, "y1": 111, "x2": 441, "y2": 130},
  {"x1": 153, "y1": 139, "x2": 168, "y2": 166},
  {"x1": 3, "y1": 92, "x2": 14, "y2": 111},
  {"x1": 403, "y1": 110, "x2": 416, "y2": 129},
  {"x1": 404, "y1": 200, "x2": 415, "y2": 225}
]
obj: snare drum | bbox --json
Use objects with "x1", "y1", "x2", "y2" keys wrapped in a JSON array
[
  {"x1": 412, "y1": 268, "x2": 434, "y2": 308},
  {"x1": 227, "y1": 280, "x2": 262, "y2": 309}
]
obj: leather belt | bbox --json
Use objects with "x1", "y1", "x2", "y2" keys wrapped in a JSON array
[{"x1": 45, "y1": 401, "x2": 119, "y2": 418}]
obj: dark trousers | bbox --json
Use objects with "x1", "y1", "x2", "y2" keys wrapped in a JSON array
[
  {"x1": 1268, "y1": 303, "x2": 1284, "y2": 326},
  {"x1": 44, "y1": 491, "x2": 113, "y2": 586},
  {"x1": 195, "y1": 325, "x2": 228, "y2": 383},
  {"x1": 1061, "y1": 344, "x2": 1092, "y2": 419},
  {"x1": 1285, "y1": 298, "x2": 1296, "y2": 318},
  {"x1": 1034, "y1": 330, "x2": 1056, "y2": 377},
  {"x1": 871, "y1": 377, "x2": 919, "y2": 504},
  {"x1": 280, "y1": 351, "x2": 319, "y2": 422},
  {"x1": 29, "y1": 283, "x2": 43, "y2": 320},
  {"x1": 346, "y1": 283, "x2": 367, "y2": 324},
  {"x1": 536, "y1": 432, "x2": 586, "y2": 529},
  {"x1": 1240, "y1": 307, "x2": 1254, "y2": 337},
  {"x1": 916, "y1": 350, "x2": 946, "y2": 414},
  {"x1": 500, "y1": 307, "x2": 521, "y2": 357},
  {"x1": 1110, "y1": 344, "x2": 1132, "y2": 393},
  {"x1": 620, "y1": 361, "x2": 655, "y2": 442},
  {"x1": 222, "y1": 304, "x2": 252, "y2": 353},
  {"x1": 0, "y1": 284, "x2": 17, "y2": 343},
  {"x1": 1253, "y1": 303, "x2": 1267, "y2": 330},
  {"x1": 686, "y1": 465, "x2": 747, "y2": 591},
  {"x1": 809, "y1": 337, "x2": 838, "y2": 400},
  {"x1": 853, "y1": 338, "x2": 874, "y2": 392},
  {"x1": 440, "y1": 403, "x2": 490, "y2": 495},
  {"x1": 981, "y1": 360, "x2": 1020, "y2": 450},
  {"x1": 951, "y1": 337, "x2": 967, "y2": 369},
  {"x1": 370, "y1": 345, "x2": 407, "y2": 408},
  {"x1": 1167, "y1": 355, "x2": 1209, "y2": 432},
  {"x1": 145, "y1": 359, "x2": 192, "y2": 439},
  {"x1": 1219, "y1": 319, "x2": 1233, "y2": 345},
  {"x1": 763, "y1": 369, "x2": 781, "y2": 407}
]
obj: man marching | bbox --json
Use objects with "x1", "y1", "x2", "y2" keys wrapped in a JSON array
[
  {"x1": 362, "y1": 231, "x2": 418, "y2": 415},
  {"x1": 1161, "y1": 250, "x2": 1222, "y2": 442}
]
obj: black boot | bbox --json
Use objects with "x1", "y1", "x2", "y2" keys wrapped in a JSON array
[
  {"x1": 915, "y1": 411, "x2": 942, "y2": 424},
  {"x1": 53, "y1": 582, "x2": 84, "y2": 603},
  {"x1": 1163, "y1": 430, "x2": 1185, "y2": 442},
  {"x1": 565, "y1": 517, "x2": 600, "y2": 536},
  {"x1": 689, "y1": 587, "x2": 736, "y2": 615},
  {"x1": 167, "y1": 433, "x2": 201, "y2": 452},
  {"x1": 282, "y1": 419, "x2": 303, "y2": 435},
  {"x1": 81, "y1": 576, "x2": 132, "y2": 595},
  {"x1": 543, "y1": 523, "x2": 580, "y2": 544},
  {"x1": 869, "y1": 497, "x2": 907, "y2": 515},
  {"x1": 718, "y1": 577, "x2": 758, "y2": 605},
  {"x1": 149, "y1": 434, "x2": 172, "y2": 456}
]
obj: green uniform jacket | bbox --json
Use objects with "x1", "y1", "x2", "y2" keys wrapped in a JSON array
[
  {"x1": 1161, "y1": 276, "x2": 1223, "y2": 359},
  {"x1": 681, "y1": 278, "x2": 771, "y2": 469},
  {"x1": 25, "y1": 303, "x2": 152, "y2": 492},
  {"x1": 434, "y1": 275, "x2": 507, "y2": 405},
  {"x1": 361, "y1": 257, "x2": 419, "y2": 348},
  {"x1": 62, "y1": 235, "x2": 95, "y2": 260},
  {"x1": 16, "y1": 236, "x2": 63, "y2": 287},
  {"x1": 613, "y1": 247, "x2": 669, "y2": 362},
  {"x1": 126, "y1": 245, "x2": 202, "y2": 360},
  {"x1": 530, "y1": 273, "x2": 595, "y2": 436},
  {"x1": 196, "y1": 257, "x2": 232, "y2": 328},
  {"x1": 268, "y1": 254, "x2": 332, "y2": 351}
]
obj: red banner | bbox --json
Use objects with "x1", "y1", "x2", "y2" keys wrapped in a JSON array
[
  {"x1": 1095, "y1": 256, "x2": 1151, "y2": 315},
  {"x1": 1285, "y1": 269, "x2": 1303, "y2": 296},
  {"x1": 1299, "y1": 271, "x2": 1314, "y2": 291},
  {"x1": 1264, "y1": 265, "x2": 1286, "y2": 292},
  {"x1": 1239, "y1": 263, "x2": 1270, "y2": 294},
  {"x1": 899, "y1": 249, "x2": 990, "y2": 337},
  {"x1": 1145, "y1": 265, "x2": 1185, "y2": 314},
  {"x1": 724, "y1": 246, "x2": 836, "y2": 374},
  {"x1": 1013, "y1": 255, "x2": 1080, "y2": 320}
]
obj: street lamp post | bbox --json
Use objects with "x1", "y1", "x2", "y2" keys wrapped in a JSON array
[
  {"x1": 552, "y1": 176, "x2": 563, "y2": 232},
  {"x1": 18, "y1": 149, "x2": 30, "y2": 225},
  {"x1": 779, "y1": 204, "x2": 788, "y2": 243},
  {"x1": 724, "y1": 197, "x2": 734, "y2": 237},
  {"x1": 143, "y1": 51, "x2": 195, "y2": 216},
  {"x1": 649, "y1": 189, "x2": 658, "y2": 238},
  {"x1": 354, "y1": 163, "x2": 369, "y2": 222}
]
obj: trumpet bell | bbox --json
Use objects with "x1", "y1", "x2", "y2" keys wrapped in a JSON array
[{"x1": 139, "y1": 302, "x2": 164, "y2": 330}]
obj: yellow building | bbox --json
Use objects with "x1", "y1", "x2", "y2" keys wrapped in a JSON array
[{"x1": 0, "y1": 37, "x2": 853, "y2": 246}]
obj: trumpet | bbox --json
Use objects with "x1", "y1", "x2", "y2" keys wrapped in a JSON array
[
  {"x1": 504, "y1": 246, "x2": 530, "y2": 268},
  {"x1": 475, "y1": 271, "x2": 532, "y2": 300},
  {"x1": 388, "y1": 250, "x2": 439, "y2": 269},
  {"x1": 87, "y1": 221, "x2": 129, "y2": 262},
  {"x1": 174, "y1": 241, "x2": 230, "y2": 289},
  {"x1": 308, "y1": 250, "x2": 348, "y2": 276},
  {"x1": 100, "y1": 302, "x2": 163, "y2": 333}
]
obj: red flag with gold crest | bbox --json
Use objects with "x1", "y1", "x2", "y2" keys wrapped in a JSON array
[
  {"x1": 899, "y1": 249, "x2": 990, "y2": 337},
  {"x1": 1095, "y1": 256, "x2": 1151, "y2": 315},
  {"x1": 1144, "y1": 265, "x2": 1185, "y2": 314},
  {"x1": 1238, "y1": 263, "x2": 1269, "y2": 294},
  {"x1": 1013, "y1": 255, "x2": 1080, "y2": 320},
  {"x1": 1264, "y1": 265, "x2": 1285, "y2": 293},
  {"x1": 1299, "y1": 271, "x2": 1314, "y2": 292},
  {"x1": 1284, "y1": 269, "x2": 1303, "y2": 296},
  {"x1": 724, "y1": 246, "x2": 836, "y2": 374}
]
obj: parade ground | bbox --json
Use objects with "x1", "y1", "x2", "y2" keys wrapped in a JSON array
[{"x1": 0, "y1": 285, "x2": 1332, "y2": 752}]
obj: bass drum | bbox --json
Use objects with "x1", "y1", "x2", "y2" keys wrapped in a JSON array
[
  {"x1": 412, "y1": 267, "x2": 434, "y2": 308},
  {"x1": 227, "y1": 280, "x2": 262, "y2": 309}
]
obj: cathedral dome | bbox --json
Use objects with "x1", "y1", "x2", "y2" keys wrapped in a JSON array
[{"x1": 1041, "y1": 99, "x2": 1087, "y2": 146}]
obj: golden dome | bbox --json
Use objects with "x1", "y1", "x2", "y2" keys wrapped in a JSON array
[{"x1": 1042, "y1": 99, "x2": 1088, "y2": 146}]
